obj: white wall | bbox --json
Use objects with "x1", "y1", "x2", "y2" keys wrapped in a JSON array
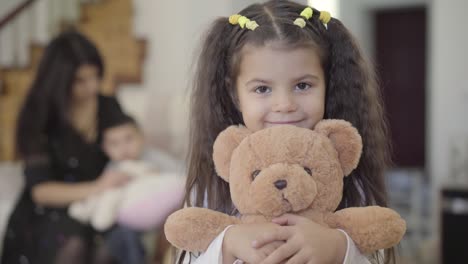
[
  {"x1": 429, "y1": 0, "x2": 468, "y2": 188},
  {"x1": 118, "y1": 0, "x2": 233, "y2": 158}
]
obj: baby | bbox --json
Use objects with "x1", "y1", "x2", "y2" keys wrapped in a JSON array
[
  {"x1": 69, "y1": 114, "x2": 184, "y2": 231},
  {"x1": 102, "y1": 114, "x2": 179, "y2": 172}
]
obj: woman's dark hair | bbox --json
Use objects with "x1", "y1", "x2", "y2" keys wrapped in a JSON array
[
  {"x1": 16, "y1": 30, "x2": 104, "y2": 158},
  {"x1": 181, "y1": 1, "x2": 394, "y2": 263}
]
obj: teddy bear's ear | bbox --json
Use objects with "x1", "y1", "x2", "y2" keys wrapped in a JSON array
[
  {"x1": 315, "y1": 119, "x2": 362, "y2": 176},
  {"x1": 213, "y1": 125, "x2": 252, "y2": 182}
]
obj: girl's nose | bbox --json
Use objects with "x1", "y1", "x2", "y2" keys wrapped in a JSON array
[{"x1": 272, "y1": 92, "x2": 297, "y2": 113}]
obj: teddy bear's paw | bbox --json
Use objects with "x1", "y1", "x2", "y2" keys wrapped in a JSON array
[
  {"x1": 332, "y1": 206, "x2": 406, "y2": 254},
  {"x1": 165, "y1": 207, "x2": 239, "y2": 252},
  {"x1": 361, "y1": 208, "x2": 406, "y2": 251}
]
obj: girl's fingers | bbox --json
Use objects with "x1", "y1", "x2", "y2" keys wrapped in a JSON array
[
  {"x1": 285, "y1": 250, "x2": 308, "y2": 264},
  {"x1": 272, "y1": 214, "x2": 304, "y2": 226},
  {"x1": 259, "y1": 242, "x2": 298, "y2": 264},
  {"x1": 272, "y1": 216, "x2": 289, "y2": 225},
  {"x1": 245, "y1": 241, "x2": 283, "y2": 263},
  {"x1": 252, "y1": 227, "x2": 290, "y2": 248},
  {"x1": 259, "y1": 241, "x2": 282, "y2": 257}
]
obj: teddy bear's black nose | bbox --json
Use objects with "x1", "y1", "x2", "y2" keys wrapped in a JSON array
[{"x1": 274, "y1": 180, "x2": 287, "y2": 190}]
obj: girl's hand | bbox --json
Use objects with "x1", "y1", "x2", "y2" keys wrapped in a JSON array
[
  {"x1": 253, "y1": 214, "x2": 347, "y2": 264},
  {"x1": 223, "y1": 223, "x2": 286, "y2": 264},
  {"x1": 95, "y1": 170, "x2": 131, "y2": 192}
]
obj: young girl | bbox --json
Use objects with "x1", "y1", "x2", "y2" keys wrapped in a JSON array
[
  {"x1": 180, "y1": 0, "x2": 394, "y2": 263},
  {"x1": 1, "y1": 31, "x2": 137, "y2": 264}
]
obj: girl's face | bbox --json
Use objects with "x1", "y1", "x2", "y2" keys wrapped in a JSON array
[
  {"x1": 71, "y1": 64, "x2": 100, "y2": 102},
  {"x1": 235, "y1": 42, "x2": 326, "y2": 132}
]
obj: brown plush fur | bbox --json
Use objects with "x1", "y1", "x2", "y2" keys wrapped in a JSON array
[{"x1": 164, "y1": 119, "x2": 406, "y2": 254}]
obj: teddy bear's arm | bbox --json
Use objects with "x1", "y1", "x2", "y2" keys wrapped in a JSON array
[
  {"x1": 324, "y1": 206, "x2": 406, "y2": 254},
  {"x1": 165, "y1": 207, "x2": 241, "y2": 252}
]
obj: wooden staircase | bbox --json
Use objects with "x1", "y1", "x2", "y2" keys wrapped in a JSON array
[{"x1": 0, "y1": 0, "x2": 146, "y2": 161}]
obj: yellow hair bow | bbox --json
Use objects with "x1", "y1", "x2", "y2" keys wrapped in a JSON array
[
  {"x1": 293, "y1": 18, "x2": 307, "y2": 28},
  {"x1": 229, "y1": 14, "x2": 259, "y2": 31},
  {"x1": 319, "y1": 11, "x2": 332, "y2": 24},
  {"x1": 294, "y1": 7, "x2": 332, "y2": 29},
  {"x1": 229, "y1": 14, "x2": 241, "y2": 25},
  {"x1": 300, "y1": 7, "x2": 313, "y2": 19},
  {"x1": 294, "y1": 7, "x2": 313, "y2": 28}
]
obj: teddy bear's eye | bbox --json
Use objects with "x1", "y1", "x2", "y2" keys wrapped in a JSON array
[
  {"x1": 304, "y1": 167, "x2": 312, "y2": 175},
  {"x1": 251, "y1": 170, "x2": 261, "y2": 180}
]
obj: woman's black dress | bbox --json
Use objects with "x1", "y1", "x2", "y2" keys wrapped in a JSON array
[{"x1": 1, "y1": 95, "x2": 126, "y2": 264}]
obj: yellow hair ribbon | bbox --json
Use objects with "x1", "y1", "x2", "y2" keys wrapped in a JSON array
[
  {"x1": 294, "y1": 7, "x2": 313, "y2": 28},
  {"x1": 229, "y1": 14, "x2": 242, "y2": 25},
  {"x1": 300, "y1": 7, "x2": 313, "y2": 19},
  {"x1": 229, "y1": 14, "x2": 258, "y2": 31},
  {"x1": 294, "y1": 7, "x2": 332, "y2": 29},
  {"x1": 238, "y1": 16, "x2": 249, "y2": 28},
  {"x1": 293, "y1": 18, "x2": 306, "y2": 28},
  {"x1": 319, "y1": 11, "x2": 331, "y2": 24},
  {"x1": 246, "y1": 20, "x2": 259, "y2": 31}
]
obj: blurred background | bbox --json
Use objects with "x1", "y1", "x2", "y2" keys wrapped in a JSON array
[{"x1": 0, "y1": 0, "x2": 467, "y2": 263}]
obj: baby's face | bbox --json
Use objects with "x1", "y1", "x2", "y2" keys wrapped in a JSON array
[{"x1": 102, "y1": 123, "x2": 144, "y2": 162}]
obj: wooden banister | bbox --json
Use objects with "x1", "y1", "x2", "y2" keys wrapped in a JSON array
[{"x1": 0, "y1": 0, "x2": 36, "y2": 31}]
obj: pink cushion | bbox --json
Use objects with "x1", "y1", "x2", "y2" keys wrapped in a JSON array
[{"x1": 117, "y1": 180, "x2": 185, "y2": 231}]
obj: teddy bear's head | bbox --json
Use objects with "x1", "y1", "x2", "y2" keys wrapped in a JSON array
[{"x1": 213, "y1": 120, "x2": 362, "y2": 217}]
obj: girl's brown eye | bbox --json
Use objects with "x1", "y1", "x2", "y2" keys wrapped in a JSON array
[
  {"x1": 251, "y1": 170, "x2": 261, "y2": 180},
  {"x1": 304, "y1": 167, "x2": 312, "y2": 175}
]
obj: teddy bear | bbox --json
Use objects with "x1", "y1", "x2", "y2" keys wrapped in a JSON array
[
  {"x1": 164, "y1": 119, "x2": 406, "y2": 254},
  {"x1": 69, "y1": 160, "x2": 185, "y2": 231}
]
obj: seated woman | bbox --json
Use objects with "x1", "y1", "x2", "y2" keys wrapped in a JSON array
[{"x1": 1, "y1": 30, "x2": 143, "y2": 264}]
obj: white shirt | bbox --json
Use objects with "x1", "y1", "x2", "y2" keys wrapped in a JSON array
[{"x1": 182, "y1": 226, "x2": 371, "y2": 264}]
